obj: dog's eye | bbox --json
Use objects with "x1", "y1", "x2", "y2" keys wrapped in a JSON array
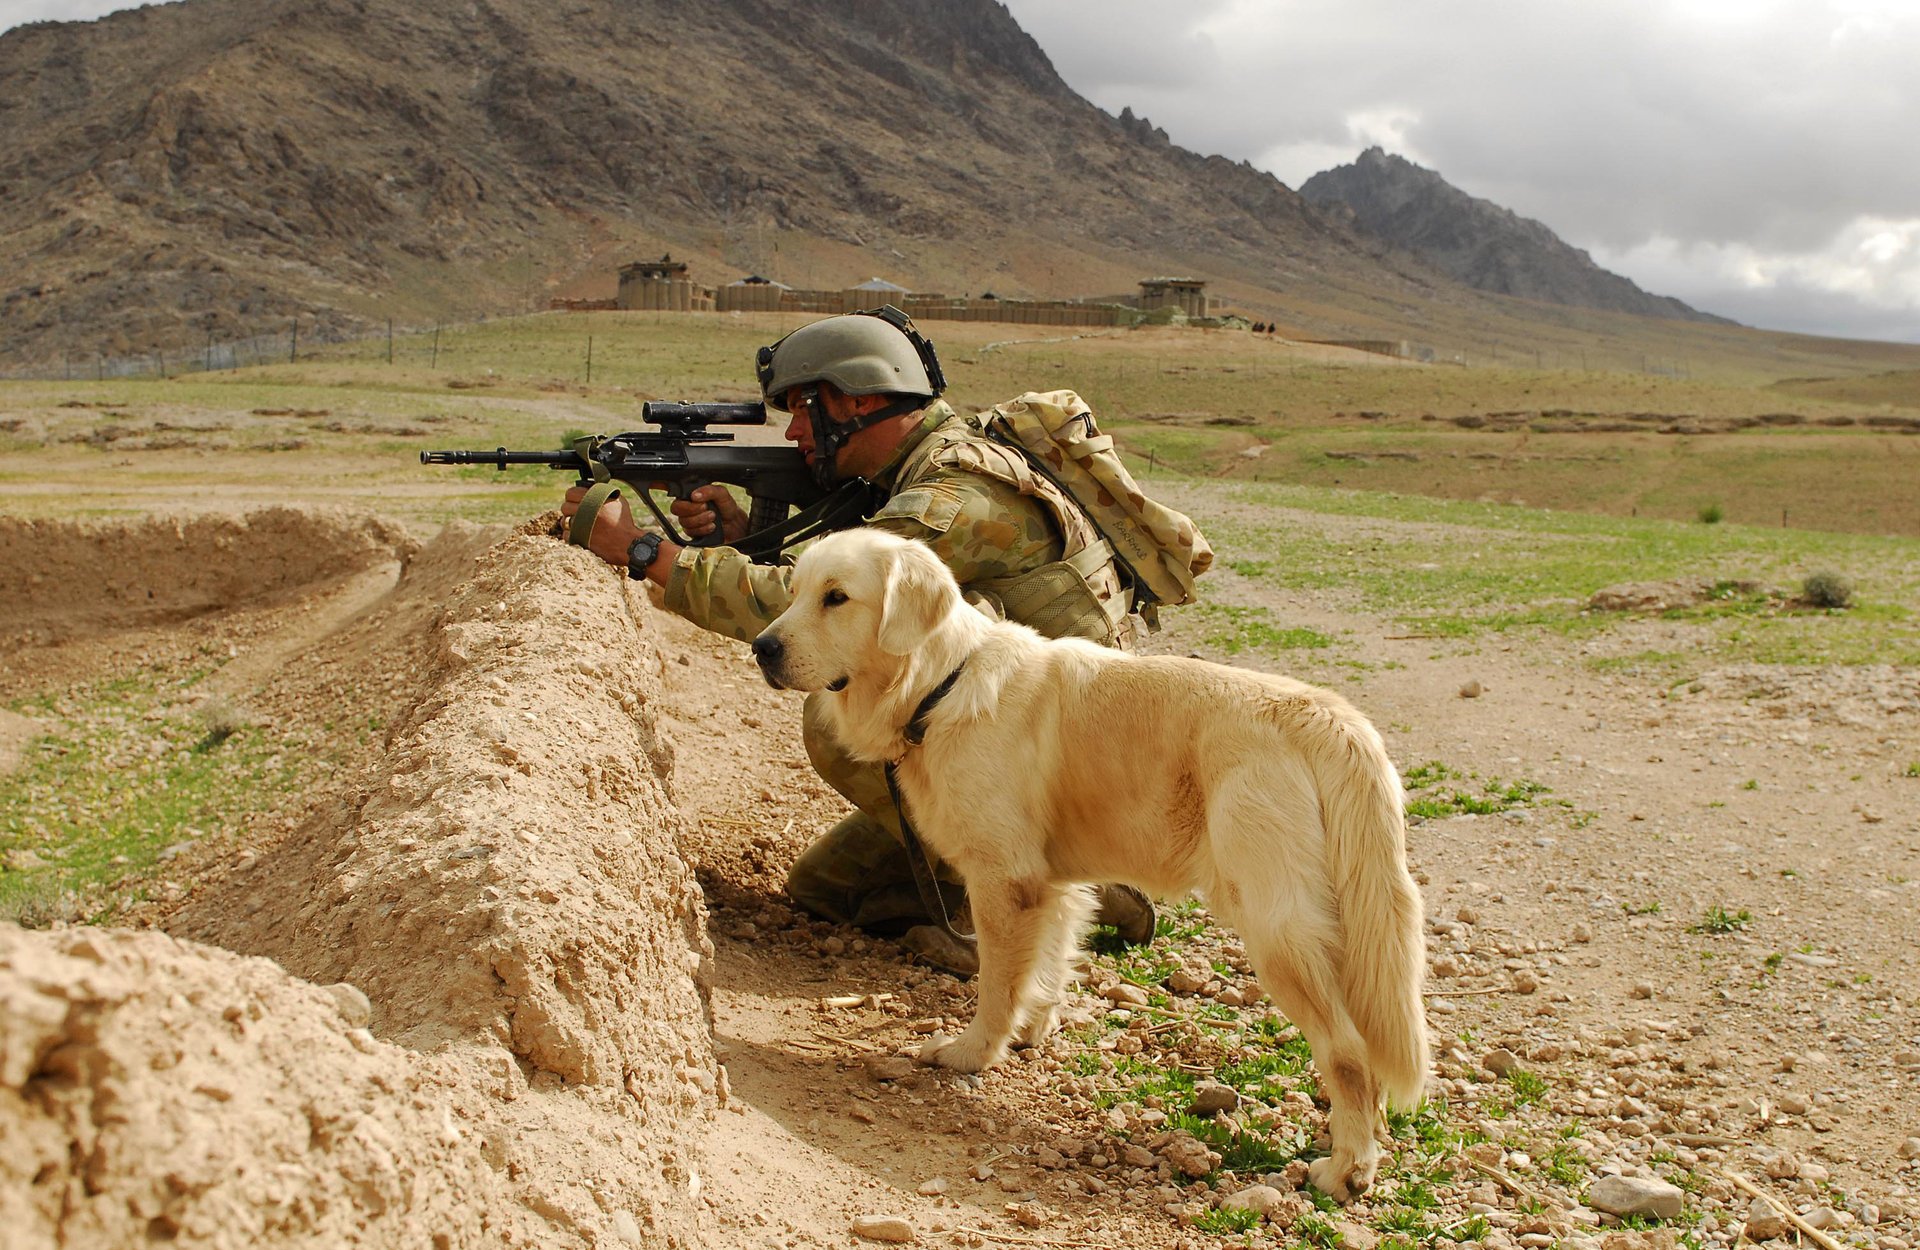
[{"x1": 823, "y1": 588, "x2": 849, "y2": 607}]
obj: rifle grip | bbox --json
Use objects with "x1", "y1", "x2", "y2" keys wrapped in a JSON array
[{"x1": 673, "y1": 482, "x2": 726, "y2": 548}]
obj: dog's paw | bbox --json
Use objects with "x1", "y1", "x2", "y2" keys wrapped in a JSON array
[
  {"x1": 918, "y1": 1028, "x2": 1006, "y2": 1073},
  {"x1": 1015, "y1": 1004, "x2": 1060, "y2": 1050},
  {"x1": 1307, "y1": 1154, "x2": 1377, "y2": 1203}
]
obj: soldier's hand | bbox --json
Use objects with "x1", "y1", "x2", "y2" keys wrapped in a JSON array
[
  {"x1": 560, "y1": 484, "x2": 644, "y2": 570},
  {"x1": 666, "y1": 484, "x2": 750, "y2": 543}
]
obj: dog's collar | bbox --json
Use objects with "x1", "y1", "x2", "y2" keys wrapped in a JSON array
[{"x1": 902, "y1": 664, "x2": 966, "y2": 747}]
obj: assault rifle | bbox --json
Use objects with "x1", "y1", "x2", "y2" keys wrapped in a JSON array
[{"x1": 421, "y1": 401, "x2": 878, "y2": 563}]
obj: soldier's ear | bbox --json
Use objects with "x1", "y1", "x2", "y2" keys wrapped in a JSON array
[{"x1": 876, "y1": 545, "x2": 951, "y2": 656}]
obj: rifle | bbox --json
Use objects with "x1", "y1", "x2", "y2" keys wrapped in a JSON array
[{"x1": 421, "y1": 401, "x2": 878, "y2": 563}]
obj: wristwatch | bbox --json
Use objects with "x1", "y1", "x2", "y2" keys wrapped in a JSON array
[{"x1": 626, "y1": 531, "x2": 666, "y2": 580}]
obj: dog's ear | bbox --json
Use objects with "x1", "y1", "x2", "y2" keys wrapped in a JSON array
[{"x1": 876, "y1": 544, "x2": 953, "y2": 656}]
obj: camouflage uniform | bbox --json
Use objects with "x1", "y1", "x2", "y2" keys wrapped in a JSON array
[{"x1": 661, "y1": 399, "x2": 1132, "y2": 932}]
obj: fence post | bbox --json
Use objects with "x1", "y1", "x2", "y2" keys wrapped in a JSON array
[
  {"x1": 290, "y1": 318, "x2": 299, "y2": 364},
  {"x1": 586, "y1": 335, "x2": 593, "y2": 384},
  {"x1": 432, "y1": 323, "x2": 441, "y2": 369},
  {"x1": 387, "y1": 318, "x2": 394, "y2": 364}
]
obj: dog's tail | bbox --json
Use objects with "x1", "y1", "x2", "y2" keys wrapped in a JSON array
[{"x1": 1317, "y1": 712, "x2": 1429, "y2": 1108}]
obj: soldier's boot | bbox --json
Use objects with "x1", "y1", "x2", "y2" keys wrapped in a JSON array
[
  {"x1": 899, "y1": 925, "x2": 980, "y2": 977},
  {"x1": 1093, "y1": 884, "x2": 1156, "y2": 947}
]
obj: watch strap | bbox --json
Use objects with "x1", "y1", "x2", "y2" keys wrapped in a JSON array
[{"x1": 627, "y1": 531, "x2": 665, "y2": 579}]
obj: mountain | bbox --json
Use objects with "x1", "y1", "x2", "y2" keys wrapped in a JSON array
[
  {"x1": 1299, "y1": 147, "x2": 1732, "y2": 325},
  {"x1": 0, "y1": 0, "x2": 1442, "y2": 367}
]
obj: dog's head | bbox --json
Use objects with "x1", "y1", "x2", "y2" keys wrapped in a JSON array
[{"x1": 752, "y1": 529, "x2": 961, "y2": 692}]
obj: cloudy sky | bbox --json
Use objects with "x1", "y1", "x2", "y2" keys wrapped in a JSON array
[
  {"x1": 999, "y1": 0, "x2": 1920, "y2": 343},
  {"x1": 7, "y1": 0, "x2": 1917, "y2": 343}
]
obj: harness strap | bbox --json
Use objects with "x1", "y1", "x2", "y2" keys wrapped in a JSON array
[{"x1": 887, "y1": 664, "x2": 971, "y2": 943}]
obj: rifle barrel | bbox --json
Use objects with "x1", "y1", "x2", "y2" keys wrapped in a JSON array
[{"x1": 418, "y1": 448, "x2": 584, "y2": 469}]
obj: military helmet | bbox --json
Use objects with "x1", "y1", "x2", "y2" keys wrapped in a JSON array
[{"x1": 756, "y1": 305, "x2": 945, "y2": 411}]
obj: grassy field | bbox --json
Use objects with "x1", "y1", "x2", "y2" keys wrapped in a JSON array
[
  {"x1": 2, "y1": 309, "x2": 1916, "y2": 919},
  {"x1": 3, "y1": 310, "x2": 1917, "y2": 534}
]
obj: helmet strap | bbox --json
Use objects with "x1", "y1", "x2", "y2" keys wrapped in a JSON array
[{"x1": 808, "y1": 390, "x2": 924, "y2": 488}]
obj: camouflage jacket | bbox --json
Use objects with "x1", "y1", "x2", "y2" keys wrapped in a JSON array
[{"x1": 662, "y1": 399, "x2": 1134, "y2": 648}]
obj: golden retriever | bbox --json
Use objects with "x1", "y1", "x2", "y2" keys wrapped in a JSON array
[{"x1": 751, "y1": 528, "x2": 1427, "y2": 1199}]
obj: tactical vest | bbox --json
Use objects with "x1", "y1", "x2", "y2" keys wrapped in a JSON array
[{"x1": 889, "y1": 410, "x2": 1135, "y2": 651}]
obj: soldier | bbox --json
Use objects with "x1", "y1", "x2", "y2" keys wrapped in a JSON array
[{"x1": 562, "y1": 306, "x2": 1154, "y2": 974}]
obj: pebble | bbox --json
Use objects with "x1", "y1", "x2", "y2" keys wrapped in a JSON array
[
  {"x1": 1101, "y1": 983, "x2": 1149, "y2": 1008},
  {"x1": 1460, "y1": 680, "x2": 1485, "y2": 699},
  {"x1": 1483, "y1": 1048, "x2": 1522, "y2": 1077},
  {"x1": 324, "y1": 982, "x2": 372, "y2": 1029},
  {"x1": 1220, "y1": 1184, "x2": 1286, "y2": 1216},
  {"x1": 851, "y1": 1214, "x2": 914, "y2": 1243},
  {"x1": 1587, "y1": 1175, "x2": 1685, "y2": 1219},
  {"x1": 1189, "y1": 1082, "x2": 1238, "y2": 1116},
  {"x1": 1899, "y1": 1138, "x2": 1920, "y2": 1159},
  {"x1": 864, "y1": 1056, "x2": 916, "y2": 1082},
  {"x1": 1743, "y1": 1199, "x2": 1789, "y2": 1241}
]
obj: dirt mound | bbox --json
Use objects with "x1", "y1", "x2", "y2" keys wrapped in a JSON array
[
  {"x1": 0, "y1": 508, "x2": 414, "y2": 651},
  {"x1": 1, "y1": 926, "x2": 542, "y2": 1247},
  {"x1": 8, "y1": 524, "x2": 723, "y2": 1247}
]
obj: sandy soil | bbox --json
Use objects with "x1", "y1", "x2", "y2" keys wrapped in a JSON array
[{"x1": 2, "y1": 504, "x2": 1918, "y2": 1250}]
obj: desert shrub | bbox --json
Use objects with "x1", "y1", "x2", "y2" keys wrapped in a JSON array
[
  {"x1": 1800, "y1": 570, "x2": 1853, "y2": 609},
  {"x1": 1697, "y1": 503, "x2": 1724, "y2": 524}
]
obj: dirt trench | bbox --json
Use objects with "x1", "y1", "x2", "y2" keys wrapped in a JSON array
[{"x1": 3, "y1": 513, "x2": 723, "y2": 1247}]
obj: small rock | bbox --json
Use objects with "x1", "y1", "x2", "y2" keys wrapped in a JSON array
[
  {"x1": 864, "y1": 1056, "x2": 916, "y2": 1082},
  {"x1": 1743, "y1": 1199, "x2": 1789, "y2": 1241},
  {"x1": 1572, "y1": 923, "x2": 1593, "y2": 943},
  {"x1": 324, "y1": 982, "x2": 372, "y2": 1030},
  {"x1": 1167, "y1": 967, "x2": 1208, "y2": 994},
  {"x1": 1629, "y1": 983, "x2": 1654, "y2": 1000},
  {"x1": 1101, "y1": 983, "x2": 1150, "y2": 1008},
  {"x1": 1898, "y1": 1138, "x2": 1920, "y2": 1160},
  {"x1": 1776, "y1": 1093, "x2": 1811, "y2": 1116},
  {"x1": 1588, "y1": 1174, "x2": 1685, "y2": 1220},
  {"x1": 851, "y1": 1214, "x2": 914, "y2": 1243},
  {"x1": 917, "y1": 1178, "x2": 947, "y2": 1196},
  {"x1": 609, "y1": 1210, "x2": 644, "y2": 1245},
  {"x1": 1220, "y1": 1184, "x2": 1285, "y2": 1216},
  {"x1": 1190, "y1": 1082, "x2": 1238, "y2": 1116},
  {"x1": 1482, "y1": 1048, "x2": 1522, "y2": 1077},
  {"x1": 1460, "y1": 680, "x2": 1485, "y2": 699}
]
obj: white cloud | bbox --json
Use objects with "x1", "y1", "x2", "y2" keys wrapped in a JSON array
[{"x1": 1004, "y1": 0, "x2": 1920, "y2": 341}]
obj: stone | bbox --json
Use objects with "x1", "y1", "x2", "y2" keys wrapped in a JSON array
[
  {"x1": 1220, "y1": 1184, "x2": 1286, "y2": 1216},
  {"x1": 851, "y1": 1214, "x2": 914, "y2": 1243},
  {"x1": 1482, "y1": 1048, "x2": 1521, "y2": 1076},
  {"x1": 1587, "y1": 1174, "x2": 1685, "y2": 1220},
  {"x1": 864, "y1": 1055, "x2": 916, "y2": 1082},
  {"x1": 1743, "y1": 1199, "x2": 1789, "y2": 1240},
  {"x1": 324, "y1": 982, "x2": 373, "y2": 1029},
  {"x1": 1101, "y1": 983, "x2": 1150, "y2": 1008},
  {"x1": 1190, "y1": 1082, "x2": 1239, "y2": 1116}
]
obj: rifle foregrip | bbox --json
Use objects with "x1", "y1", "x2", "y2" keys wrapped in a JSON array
[{"x1": 747, "y1": 497, "x2": 789, "y2": 538}]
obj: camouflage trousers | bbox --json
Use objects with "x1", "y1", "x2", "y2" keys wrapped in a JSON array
[{"x1": 785, "y1": 692, "x2": 968, "y2": 935}]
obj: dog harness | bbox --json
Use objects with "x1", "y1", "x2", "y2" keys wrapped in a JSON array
[{"x1": 884, "y1": 664, "x2": 971, "y2": 943}]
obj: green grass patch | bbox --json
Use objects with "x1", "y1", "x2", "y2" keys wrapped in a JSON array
[
  {"x1": 1192, "y1": 1206, "x2": 1262, "y2": 1236},
  {"x1": 1689, "y1": 905, "x2": 1753, "y2": 934},
  {"x1": 1193, "y1": 603, "x2": 1335, "y2": 655},
  {"x1": 0, "y1": 673, "x2": 307, "y2": 923},
  {"x1": 1401, "y1": 762, "x2": 1553, "y2": 822}
]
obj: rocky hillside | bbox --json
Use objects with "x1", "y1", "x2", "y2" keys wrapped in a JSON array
[
  {"x1": 0, "y1": 0, "x2": 1434, "y2": 366},
  {"x1": 1301, "y1": 147, "x2": 1732, "y2": 325}
]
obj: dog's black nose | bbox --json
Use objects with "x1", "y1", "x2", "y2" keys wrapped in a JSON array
[{"x1": 751, "y1": 633, "x2": 782, "y2": 665}]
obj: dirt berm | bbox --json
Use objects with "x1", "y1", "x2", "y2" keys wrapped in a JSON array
[{"x1": 2, "y1": 516, "x2": 726, "y2": 1247}]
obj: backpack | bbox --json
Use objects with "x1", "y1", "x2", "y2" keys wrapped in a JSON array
[{"x1": 980, "y1": 390, "x2": 1212, "y2": 626}]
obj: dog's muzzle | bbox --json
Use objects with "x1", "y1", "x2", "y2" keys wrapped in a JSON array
[{"x1": 750, "y1": 632, "x2": 786, "y2": 690}]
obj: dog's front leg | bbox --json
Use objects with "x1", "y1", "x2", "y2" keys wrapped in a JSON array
[{"x1": 921, "y1": 874, "x2": 1052, "y2": 1073}]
